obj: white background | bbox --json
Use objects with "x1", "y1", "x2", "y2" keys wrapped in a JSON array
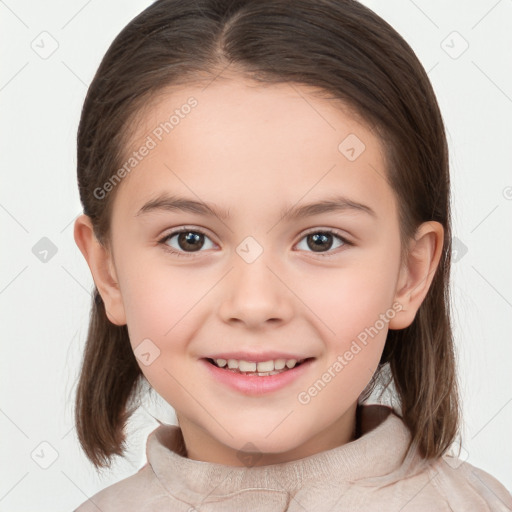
[{"x1": 1, "y1": 0, "x2": 511, "y2": 510}]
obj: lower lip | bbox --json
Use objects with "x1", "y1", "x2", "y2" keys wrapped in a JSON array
[{"x1": 201, "y1": 358, "x2": 315, "y2": 396}]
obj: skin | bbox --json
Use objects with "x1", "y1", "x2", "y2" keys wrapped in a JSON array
[{"x1": 74, "y1": 76, "x2": 443, "y2": 467}]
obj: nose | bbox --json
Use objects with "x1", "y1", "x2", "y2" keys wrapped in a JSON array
[{"x1": 217, "y1": 253, "x2": 294, "y2": 329}]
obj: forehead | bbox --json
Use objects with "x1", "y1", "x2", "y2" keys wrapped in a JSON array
[{"x1": 111, "y1": 78, "x2": 396, "y2": 227}]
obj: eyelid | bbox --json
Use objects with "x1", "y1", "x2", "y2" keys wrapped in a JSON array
[
  {"x1": 157, "y1": 226, "x2": 216, "y2": 257},
  {"x1": 159, "y1": 225, "x2": 215, "y2": 242},
  {"x1": 299, "y1": 226, "x2": 353, "y2": 244},
  {"x1": 295, "y1": 227, "x2": 354, "y2": 258}
]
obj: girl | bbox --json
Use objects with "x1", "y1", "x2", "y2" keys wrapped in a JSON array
[{"x1": 72, "y1": 0, "x2": 512, "y2": 510}]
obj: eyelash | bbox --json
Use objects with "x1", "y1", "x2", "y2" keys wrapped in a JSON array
[{"x1": 158, "y1": 227, "x2": 353, "y2": 259}]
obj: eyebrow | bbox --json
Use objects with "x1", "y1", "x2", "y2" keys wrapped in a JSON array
[{"x1": 135, "y1": 193, "x2": 376, "y2": 221}]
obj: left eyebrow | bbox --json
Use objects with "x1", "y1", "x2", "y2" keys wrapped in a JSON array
[
  {"x1": 279, "y1": 195, "x2": 377, "y2": 221},
  {"x1": 135, "y1": 193, "x2": 376, "y2": 221}
]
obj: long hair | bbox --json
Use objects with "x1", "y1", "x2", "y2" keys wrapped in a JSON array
[{"x1": 75, "y1": 0, "x2": 459, "y2": 468}]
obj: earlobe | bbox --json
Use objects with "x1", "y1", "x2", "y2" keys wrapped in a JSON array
[
  {"x1": 388, "y1": 221, "x2": 444, "y2": 330},
  {"x1": 73, "y1": 214, "x2": 127, "y2": 326}
]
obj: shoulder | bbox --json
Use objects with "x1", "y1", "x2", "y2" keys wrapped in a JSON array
[
  {"x1": 354, "y1": 407, "x2": 511, "y2": 511},
  {"x1": 424, "y1": 455, "x2": 512, "y2": 511},
  {"x1": 73, "y1": 463, "x2": 174, "y2": 512}
]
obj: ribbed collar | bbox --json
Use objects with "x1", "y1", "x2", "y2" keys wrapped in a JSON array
[{"x1": 145, "y1": 404, "x2": 426, "y2": 504}]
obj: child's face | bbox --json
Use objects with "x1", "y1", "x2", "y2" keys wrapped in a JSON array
[{"x1": 100, "y1": 78, "x2": 410, "y2": 465}]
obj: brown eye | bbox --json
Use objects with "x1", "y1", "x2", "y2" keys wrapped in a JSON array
[
  {"x1": 176, "y1": 231, "x2": 205, "y2": 252},
  {"x1": 159, "y1": 228, "x2": 215, "y2": 256},
  {"x1": 296, "y1": 229, "x2": 351, "y2": 256},
  {"x1": 307, "y1": 232, "x2": 334, "y2": 252}
]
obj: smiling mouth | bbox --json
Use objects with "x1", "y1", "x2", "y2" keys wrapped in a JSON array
[{"x1": 205, "y1": 357, "x2": 315, "y2": 376}]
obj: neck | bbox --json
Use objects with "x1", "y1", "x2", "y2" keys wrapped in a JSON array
[{"x1": 177, "y1": 401, "x2": 360, "y2": 466}]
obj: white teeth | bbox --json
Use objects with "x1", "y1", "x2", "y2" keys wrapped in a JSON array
[
  {"x1": 257, "y1": 360, "x2": 274, "y2": 372},
  {"x1": 274, "y1": 359, "x2": 286, "y2": 370},
  {"x1": 214, "y1": 358, "x2": 303, "y2": 372},
  {"x1": 239, "y1": 360, "x2": 257, "y2": 372}
]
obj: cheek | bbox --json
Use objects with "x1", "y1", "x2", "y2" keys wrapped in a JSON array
[
  {"x1": 118, "y1": 261, "x2": 205, "y2": 402},
  {"x1": 117, "y1": 255, "x2": 198, "y2": 349},
  {"x1": 296, "y1": 257, "x2": 399, "y2": 341},
  {"x1": 296, "y1": 266, "x2": 393, "y2": 414}
]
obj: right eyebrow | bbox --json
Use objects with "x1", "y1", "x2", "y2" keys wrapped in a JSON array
[{"x1": 135, "y1": 194, "x2": 231, "y2": 220}]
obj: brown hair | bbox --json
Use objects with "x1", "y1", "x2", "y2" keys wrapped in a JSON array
[{"x1": 75, "y1": 0, "x2": 460, "y2": 469}]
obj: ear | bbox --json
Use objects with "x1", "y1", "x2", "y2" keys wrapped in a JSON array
[
  {"x1": 388, "y1": 221, "x2": 444, "y2": 330},
  {"x1": 73, "y1": 214, "x2": 127, "y2": 326}
]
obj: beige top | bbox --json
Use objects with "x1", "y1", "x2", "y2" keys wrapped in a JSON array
[{"x1": 74, "y1": 404, "x2": 512, "y2": 511}]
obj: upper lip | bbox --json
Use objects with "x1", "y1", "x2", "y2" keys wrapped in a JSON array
[{"x1": 202, "y1": 351, "x2": 315, "y2": 363}]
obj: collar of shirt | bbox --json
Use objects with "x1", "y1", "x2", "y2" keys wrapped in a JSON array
[{"x1": 143, "y1": 404, "x2": 427, "y2": 508}]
